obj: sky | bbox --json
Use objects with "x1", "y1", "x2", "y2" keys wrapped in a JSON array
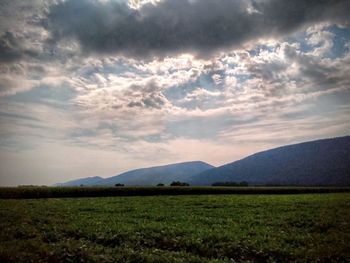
[{"x1": 0, "y1": 0, "x2": 350, "y2": 186}]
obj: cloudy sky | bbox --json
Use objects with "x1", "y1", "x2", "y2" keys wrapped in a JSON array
[{"x1": 0, "y1": 0, "x2": 350, "y2": 186}]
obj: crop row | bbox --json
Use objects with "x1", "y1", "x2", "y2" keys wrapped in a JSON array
[{"x1": 1, "y1": 186, "x2": 350, "y2": 199}]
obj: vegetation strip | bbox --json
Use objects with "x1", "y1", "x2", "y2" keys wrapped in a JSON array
[{"x1": 1, "y1": 186, "x2": 350, "y2": 199}]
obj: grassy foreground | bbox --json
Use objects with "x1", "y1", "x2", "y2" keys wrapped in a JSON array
[{"x1": 1, "y1": 194, "x2": 350, "y2": 262}]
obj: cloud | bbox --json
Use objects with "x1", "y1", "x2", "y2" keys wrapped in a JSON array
[
  {"x1": 0, "y1": 60, "x2": 72, "y2": 96},
  {"x1": 1, "y1": 0, "x2": 350, "y2": 186},
  {"x1": 0, "y1": 32, "x2": 24, "y2": 62},
  {"x1": 0, "y1": 0, "x2": 52, "y2": 63},
  {"x1": 45, "y1": 0, "x2": 350, "y2": 58},
  {"x1": 125, "y1": 81, "x2": 169, "y2": 109},
  {"x1": 59, "y1": 28, "x2": 350, "y2": 145}
]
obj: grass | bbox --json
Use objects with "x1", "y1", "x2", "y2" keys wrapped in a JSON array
[{"x1": 1, "y1": 193, "x2": 350, "y2": 262}]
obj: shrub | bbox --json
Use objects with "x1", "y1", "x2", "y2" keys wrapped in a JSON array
[
  {"x1": 115, "y1": 184, "x2": 125, "y2": 187},
  {"x1": 156, "y1": 183, "x2": 165, "y2": 186}
]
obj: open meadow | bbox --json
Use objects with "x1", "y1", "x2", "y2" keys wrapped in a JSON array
[{"x1": 1, "y1": 191, "x2": 350, "y2": 262}]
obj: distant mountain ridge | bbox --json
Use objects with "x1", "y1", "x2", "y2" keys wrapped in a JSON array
[
  {"x1": 57, "y1": 136, "x2": 350, "y2": 187},
  {"x1": 57, "y1": 161, "x2": 214, "y2": 186},
  {"x1": 100, "y1": 161, "x2": 214, "y2": 186},
  {"x1": 55, "y1": 176, "x2": 103, "y2": 187},
  {"x1": 190, "y1": 136, "x2": 350, "y2": 186}
]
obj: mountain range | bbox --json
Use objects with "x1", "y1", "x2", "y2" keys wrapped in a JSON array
[
  {"x1": 56, "y1": 161, "x2": 213, "y2": 186},
  {"x1": 190, "y1": 136, "x2": 350, "y2": 186},
  {"x1": 57, "y1": 136, "x2": 350, "y2": 186}
]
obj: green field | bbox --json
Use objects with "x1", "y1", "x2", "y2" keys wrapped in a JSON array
[{"x1": 1, "y1": 193, "x2": 350, "y2": 262}]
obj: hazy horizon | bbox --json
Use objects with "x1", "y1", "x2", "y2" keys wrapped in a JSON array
[{"x1": 1, "y1": 0, "x2": 350, "y2": 186}]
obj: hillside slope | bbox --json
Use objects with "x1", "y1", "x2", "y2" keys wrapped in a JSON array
[
  {"x1": 190, "y1": 136, "x2": 350, "y2": 186},
  {"x1": 57, "y1": 161, "x2": 214, "y2": 186},
  {"x1": 55, "y1": 176, "x2": 103, "y2": 186},
  {"x1": 100, "y1": 161, "x2": 214, "y2": 186}
]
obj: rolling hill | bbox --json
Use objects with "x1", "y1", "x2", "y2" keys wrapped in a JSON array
[
  {"x1": 55, "y1": 176, "x2": 103, "y2": 187},
  {"x1": 100, "y1": 161, "x2": 214, "y2": 186},
  {"x1": 57, "y1": 161, "x2": 214, "y2": 186},
  {"x1": 190, "y1": 136, "x2": 350, "y2": 186}
]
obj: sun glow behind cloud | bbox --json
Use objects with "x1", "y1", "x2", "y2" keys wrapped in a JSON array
[{"x1": 0, "y1": 0, "x2": 350, "y2": 185}]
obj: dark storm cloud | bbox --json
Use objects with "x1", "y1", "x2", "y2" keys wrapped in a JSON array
[
  {"x1": 0, "y1": 32, "x2": 24, "y2": 63},
  {"x1": 45, "y1": 0, "x2": 350, "y2": 58},
  {"x1": 0, "y1": 0, "x2": 52, "y2": 63},
  {"x1": 0, "y1": 31, "x2": 43, "y2": 63}
]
